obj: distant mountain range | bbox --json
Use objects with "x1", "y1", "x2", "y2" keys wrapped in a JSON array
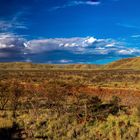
[{"x1": 0, "y1": 57, "x2": 140, "y2": 70}]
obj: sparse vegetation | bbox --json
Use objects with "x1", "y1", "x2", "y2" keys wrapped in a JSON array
[{"x1": 0, "y1": 60, "x2": 140, "y2": 139}]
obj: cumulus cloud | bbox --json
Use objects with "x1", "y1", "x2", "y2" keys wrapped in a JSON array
[
  {"x1": 25, "y1": 37, "x2": 97, "y2": 53},
  {"x1": 25, "y1": 37, "x2": 140, "y2": 56},
  {"x1": 0, "y1": 34, "x2": 140, "y2": 63}
]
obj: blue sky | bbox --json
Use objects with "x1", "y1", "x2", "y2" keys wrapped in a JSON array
[{"x1": 0, "y1": 0, "x2": 140, "y2": 64}]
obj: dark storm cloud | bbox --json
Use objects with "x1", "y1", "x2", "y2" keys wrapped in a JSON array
[{"x1": 0, "y1": 33, "x2": 26, "y2": 61}]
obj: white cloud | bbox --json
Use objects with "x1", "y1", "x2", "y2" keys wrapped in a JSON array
[
  {"x1": 25, "y1": 37, "x2": 97, "y2": 53},
  {"x1": 118, "y1": 48, "x2": 140, "y2": 55},
  {"x1": 59, "y1": 59, "x2": 73, "y2": 63},
  {"x1": 117, "y1": 23, "x2": 140, "y2": 29},
  {"x1": 105, "y1": 42, "x2": 116, "y2": 47},
  {"x1": 72, "y1": 1, "x2": 101, "y2": 6},
  {"x1": 0, "y1": 34, "x2": 140, "y2": 63},
  {"x1": 85, "y1": 36, "x2": 97, "y2": 44},
  {"x1": 50, "y1": 0, "x2": 101, "y2": 11},
  {"x1": 25, "y1": 36, "x2": 140, "y2": 56},
  {"x1": 0, "y1": 12, "x2": 28, "y2": 32},
  {"x1": 0, "y1": 20, "x2": 27, "y2": 31},
  {"x1": 84, "y1": 1, "x2": 101, "y2": 5},
  {"x1": 131, "y1": 35, "x2": 140, "y2": 38}
]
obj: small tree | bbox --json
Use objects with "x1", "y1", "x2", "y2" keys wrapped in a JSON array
[
  {"x1": 87, "y1": 96, "x2": 102, "y2": 119},
  {"x1": 0, "y1": 81, "x2": 10, "y2": 110},
  {"x1": 9, "y1": 80, "x2": 24, "y2": 120},
  {"x1": 109, "y1": 96, "x2": 121, "y2": 115}
]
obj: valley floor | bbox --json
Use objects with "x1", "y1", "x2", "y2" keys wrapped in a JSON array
[{"x1": 0, "y1": 69, "x2": 140, "y2": 139}]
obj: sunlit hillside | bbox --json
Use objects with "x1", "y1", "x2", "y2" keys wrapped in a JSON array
[{"x1": 103, "y1": 57, "x2": 140, "y2": 70}]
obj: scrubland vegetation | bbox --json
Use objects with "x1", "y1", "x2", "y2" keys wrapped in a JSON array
[{"x1": 0, "y1": 67, "x2": 140, "y2": 139}]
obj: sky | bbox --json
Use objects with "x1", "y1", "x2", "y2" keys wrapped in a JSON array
[{"x1": 0, "y1": 0, "x2": 140, "y2": 64}]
